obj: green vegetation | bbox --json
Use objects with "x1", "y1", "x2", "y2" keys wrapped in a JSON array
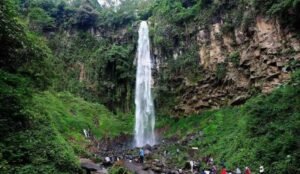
[
  {"x1": 0, "y1": 71, "x2": 133, "y2": 173},
  {"x1": 216, "y1": 63, "x2": 227, "y2": 81},
  {"x1": 0, "y1": 1, "x2": 81, "y2": 172},
  {"x1": 109, "y1": 165, "x2": 133, "y2": 174},
  {"x1": 28, "y1": 7, "x2": 55, "y2": 32},
  {"x1": 33, "y1": 91, "x2": 133, "y2": 154},
  {"x1": 1, "y1": 0, "x2": 135, "y2": 173},
  {"x1": 159, "y1": 70, "x2": 300, "y2": 173},
  {"x1": 253, "y1": 0, "x2": 300, "y2": 28},
  {"x1": 229, "y1": 51, "x2": 240, "y2": 67},
  {"x1": 17, "y1": 0, "x2": 140, "y2": 112},
  {"x1": 0, "y1": 70, "x2": 81, "y2": 173},
  {"x1": 221, "y1": 22, "x2": 235, "y2": 34},
  {"x1": 1, "y1": 0, "x2": 300, "y2": 173}
]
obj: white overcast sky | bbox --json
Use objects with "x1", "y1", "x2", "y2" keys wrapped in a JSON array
[{"x1": 97, "y1": 0, "x2": 121, "y2": 7}]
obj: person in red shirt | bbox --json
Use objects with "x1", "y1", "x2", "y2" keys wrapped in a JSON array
[
  {"x1": 220, "y1": 166, "x2": 227, "y2": 174},
  {"x1": 245, "y1": 167, "x2": 251, "y2": 174}
]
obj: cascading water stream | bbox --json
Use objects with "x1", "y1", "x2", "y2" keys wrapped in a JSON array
[{"x1": 134, "y1": 21, "x2": 156, "y2": 147}]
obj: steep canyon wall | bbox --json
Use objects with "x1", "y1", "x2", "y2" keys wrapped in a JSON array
[{"x1": 153, "y1": 16, "x2": 300, "y2": 115}]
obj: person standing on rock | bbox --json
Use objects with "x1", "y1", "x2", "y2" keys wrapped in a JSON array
[
  {"x1": 220, "y1": 166, "x2": 227, "y2": 174},
  {"x1": 244, "y1": 167, "x2": 251, "y2": 174},
  {"x1": 139, "y1": 148, "x2": 144, "y2": 163}
]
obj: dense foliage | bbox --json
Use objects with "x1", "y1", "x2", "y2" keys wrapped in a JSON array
[
  {"x1": 0, "y1": 0, "x2": 82, "y2": 173},
  {"x1": 158, "y1": 70, "x2": 300, "y2": 173},
  {"x1": 0, "y1": 77, "x2": 81, "y2": 173},
  {"x1": 14, "y1": 0, "x2": 141, "y2": 112},
  {"x1": 1, "y1": 0, "x2": 300, "y2": 173},
  {"x1": 0, "y1": 0, "x2": 134, "y2": 173}
]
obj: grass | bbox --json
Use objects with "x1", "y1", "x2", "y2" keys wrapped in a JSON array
[
  {"x1": 158, "y1": 70, "x2": 300, "y2": 173},
  {"x1": 32, "y1": 91, "x2": 134, "y2": 155}
]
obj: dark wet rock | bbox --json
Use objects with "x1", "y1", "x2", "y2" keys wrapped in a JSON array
[
  {"x1": 230, "y1": 95, "x2": 249, "y2": 105},
  {"x1": 152, "y1": 144, "x2": 159, "y2": 150},
  {"x1": 184, "y1": 161, "x2": 193, "y2": 170},
  {"x1": 144, "y1": 144, "x2": 152, "y2": 151},
  {"x1": 80, "y1": 158, "x2": 107, "y2": 174},
  {"x1": 180, "y1": 140, "x2": 188, "y2": 146},
  {"x1": 168, "y1": 170, "x2": 180, "y2": 174},
  {"x1": 152, "y1": 166, "x2": 163, "y2": 173},
  {"x1": 143, "y1": 164, "x2": 151, "y2": 170}
]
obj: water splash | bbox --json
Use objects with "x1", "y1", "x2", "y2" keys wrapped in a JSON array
[{"x1": 134, "y1": 21, "x2": 155, "y2": 147}]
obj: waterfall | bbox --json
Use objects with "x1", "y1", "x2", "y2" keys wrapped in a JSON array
[{"x1": 134, "y1": 21, "x2": 156, "y2": 147}]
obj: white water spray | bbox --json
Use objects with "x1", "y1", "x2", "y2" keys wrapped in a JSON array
[{"x1": 134, "y1": 21, "x2": 155, "y2": 147}]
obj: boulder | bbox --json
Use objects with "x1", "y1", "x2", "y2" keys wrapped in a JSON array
[
  {"x1": 80, "y1": 158, "x2": 104, "y2": 174},
  {"x1": 144, "y1": 144, "x2": 152, "y2": 151},
  {"x1": 152, "y1": 166, "x2": 163, "y2": 173},
  {"x1": 229, "y1": 95, "x2": 249, "y2": 106}
]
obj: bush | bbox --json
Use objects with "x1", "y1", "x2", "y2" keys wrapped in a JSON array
[
  {"x1": 28, "y1": 7, "x2": 55, "y2": 32},
  {"x1": 221, "y1": 22, "x2": 235, "y2": 34},
  {"x1": 75, "y1": 5, "x2": 99, "y2": 30},
  {"x1": 0, "y1": 71, "x2": 82, "y2": 174},
  {"x1": 253, "y1": 0, "x2": 300, "y2": 28},
  {"x1": 216, "y1": 63, "x2": 227, "y2": 80},
  {"x1": 229, "y1": 51, "x2": 240, "y2": 67}
]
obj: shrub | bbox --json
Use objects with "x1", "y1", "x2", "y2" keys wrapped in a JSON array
[
  {"x1": 221, "y1": 22, "x2": 235, "y2": 34},
  {"x1": 229, "y1": 51, "x2": 240, "y2": 67},
  {"x1": 216, "y1": 62, "x2": 227, "y2": 80},
  {"x1": 28, "y1": 7, "x2": 55, "y2": 32}
]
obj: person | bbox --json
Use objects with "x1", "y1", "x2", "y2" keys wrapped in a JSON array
[
  {"x1": 204, "y1": 168, "x2": 210, "y2": 174},
  {"x1": 139, "y1": 148, "x2": 144, "y2": 163},
  {"x1": 209, "y1": 157, "x2": 214, "y2": 165},
  {"x1": 245, "y1": 167, "x2": 251, "y2": 174},
  {"x1": 211, "y1": 165, "x2": 217, "y2": 174},
  {"x1": 259, "y1": 165, "x2": 264, "y2": 174},
  {"x1": 236, "y1": 167, "x2": 242, "y2": 174},
  {"x1": 220, "y1": 166, "x2": 227, "y2": 174}
]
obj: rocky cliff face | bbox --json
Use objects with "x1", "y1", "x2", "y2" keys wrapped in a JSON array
[{"x1": 159, "y1": 16, "x2": 300, "y2": 115}]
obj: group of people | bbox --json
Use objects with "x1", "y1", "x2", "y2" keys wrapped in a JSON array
[
  {"x1": 218, "y1": 166, "x2": 254, "y2": 174},
  {"x1": 199, "y1": 156, "x2": 265, "y2": 174},
  {"x1": 138, "y1": 149, "x2": 265, "y2": 174},
  {"x1": 189, "y1": 156, "x2": 265, "y2": 174},
  {"x1": 201, "y1": 165, "x2": 265, "y2": 174}
]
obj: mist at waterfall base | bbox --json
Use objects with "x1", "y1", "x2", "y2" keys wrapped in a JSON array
[{"x1": 134, "y1": 21, "x2": 156, "y2": 147}]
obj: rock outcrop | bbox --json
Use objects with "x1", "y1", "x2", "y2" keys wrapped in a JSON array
[{"x1": 161, "y1": 16, "x2": 300, "y2": 115}]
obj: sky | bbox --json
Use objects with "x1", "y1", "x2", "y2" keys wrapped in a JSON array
[{"x1": 97, "y1": 0, "x2": 121, "y2": 7}]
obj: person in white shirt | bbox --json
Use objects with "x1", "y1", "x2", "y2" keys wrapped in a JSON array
[
  {"x1": 236, "y1": 167, "x2": 242, "y2": 174},
  {"x1": 259, "y1": 165, "x2": 264, "y2": 174}
]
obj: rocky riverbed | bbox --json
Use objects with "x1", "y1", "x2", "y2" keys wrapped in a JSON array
[{"x1": 81, "y1": 132, "x2": 208, "y2": 174}]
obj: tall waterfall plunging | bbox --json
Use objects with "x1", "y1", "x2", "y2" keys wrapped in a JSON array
[{"x1": 134, "y1": 21, "x2": 156, "y2": 147}]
